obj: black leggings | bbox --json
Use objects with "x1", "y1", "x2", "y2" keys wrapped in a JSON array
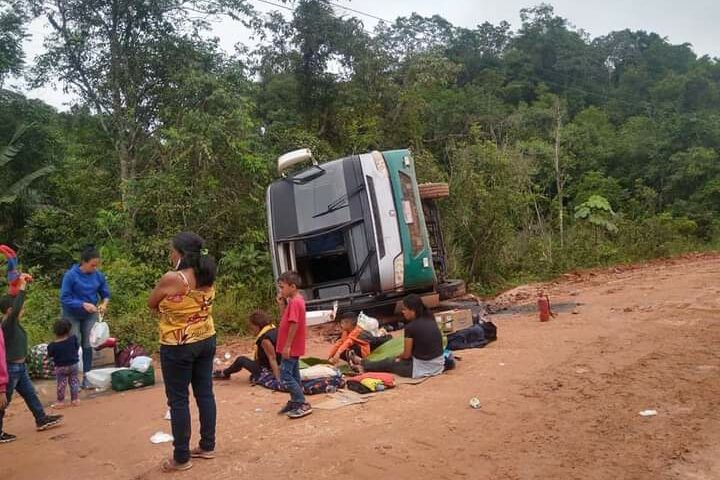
[
  {"x1": 361, "y1": 357, "x2": 413, "y2": 378},
  {"x1": 223, "y1": 356, "x2": 261, "y2": 379}
]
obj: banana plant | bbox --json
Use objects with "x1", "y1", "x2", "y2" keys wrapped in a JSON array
[{"x1": 0, "y1": 124, "x2": 54, "y2": 205}]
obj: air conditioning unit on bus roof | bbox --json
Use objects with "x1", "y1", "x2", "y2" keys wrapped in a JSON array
[{"x1": 278, "y1": 148, "x2": 316, "y2": 174}]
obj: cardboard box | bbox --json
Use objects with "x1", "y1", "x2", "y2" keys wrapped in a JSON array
[
  {"x1": 433, "y1": 308, "x2": 472, "y2": 333},
  {"x1": 92, "y1": 347, "x2": 116, "y2": 367},
  {"x1": 393, "y1": 293, "x2": 441, "y2": 314}
]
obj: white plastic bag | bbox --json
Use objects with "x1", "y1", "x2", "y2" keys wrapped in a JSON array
[
  {"x1": 130, "y1": 356, "x2": 153, "y2": 373},
  {"x1": 85, "y1": 367, "x2": 126, "y2": 389},
  {"x1": 89, "y1": 317, "x2": 110, "y2": 348},
  {"x1": 150, "y1": 432, "x2": 174, "y2": 444},
  {"x1": 357, "y1": 311, "x2": 381, "y2": 337}
]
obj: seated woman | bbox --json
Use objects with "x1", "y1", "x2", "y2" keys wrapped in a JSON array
[
  {"x1": 214, "y1": 311, "x2": 280, "y2": 383},
  {"x1": 349, "y1": 294, "x2": 444, "y2": 378}
]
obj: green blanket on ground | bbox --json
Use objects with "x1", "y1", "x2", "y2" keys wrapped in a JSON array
[
  {"x1": 367, "y1": 336, "x2": 405, "y2": 361},
  {"x1": 365, "y1": 334, "x2": 447, "y2": 361},
  {"x1": 299, "y1": 357, "x2": 330, "y2": 369}
]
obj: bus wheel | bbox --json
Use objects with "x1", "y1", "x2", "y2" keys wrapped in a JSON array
[
  {"x1": 418, "y1": 182, "x2": 450, "y2": 200},
  {"x1": 437, "y1": 279, "x2": 466, "y2": 300}
]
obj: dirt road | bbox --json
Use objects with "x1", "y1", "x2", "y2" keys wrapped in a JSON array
[{"x1": 1, "y1": 254, "x2": 719, "y2": 480}]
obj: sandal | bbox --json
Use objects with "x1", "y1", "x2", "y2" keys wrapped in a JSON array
[
  {"x1": 346, "y1": 352, "x2": 365, "y2": 373},
  {"x1": 346, "y1": 351, "x2": 361, "y2": 367},
  {"x1": 161, "y1": 459, "x2": 193, "y2": 472}
]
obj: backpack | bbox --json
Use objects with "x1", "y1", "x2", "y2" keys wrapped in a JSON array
[
  {"x1": 115, "y1": 343, "x2": 148, "y2": 368},
  {"x1": 447, "y1": 325, "x2": 489, "y2": 351},
  {"x1": 481, "y1": 321, "x2": 498, "y2": 342}
]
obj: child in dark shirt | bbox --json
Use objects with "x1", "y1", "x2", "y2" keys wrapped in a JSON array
[
  {"x1": 213, "y1": 310, "x2": 281, "y2": 382},
  {"x1": 47, "y1": 319, "x2": 80, "y2": 408}
]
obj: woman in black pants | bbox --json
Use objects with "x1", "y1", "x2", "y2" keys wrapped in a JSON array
[
  {"x1": 350, "y1": 294, "x2": 445, "y2": 379},
  {"x1": 148, "y1": 232, "x2": 217, "y2": 473}
]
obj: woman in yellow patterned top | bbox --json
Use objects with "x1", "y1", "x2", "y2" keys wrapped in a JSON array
[{"x1": 148, "y1": 232, "x2": 217, "y2": 473}]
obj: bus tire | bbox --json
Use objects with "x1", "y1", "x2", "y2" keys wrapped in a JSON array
[
  {"x1": 418, "y1": 182, "x2": 450, "y2": 200},
  {"x1": 437, "y1": 279, "x2": 466, "y2": 300}
]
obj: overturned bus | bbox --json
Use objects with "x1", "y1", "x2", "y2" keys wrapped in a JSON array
[{"x1": 266, "y1": 148, "x2": 465, "y2": 313}]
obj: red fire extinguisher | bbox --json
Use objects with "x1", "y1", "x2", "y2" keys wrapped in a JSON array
[{"x1": 537, "y1": 291, "x2": 554, "y2": 322}]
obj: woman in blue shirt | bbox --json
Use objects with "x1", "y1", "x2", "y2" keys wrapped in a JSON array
[{"x1": 60, "y1": 245, "x2": 110, "y2": 388}]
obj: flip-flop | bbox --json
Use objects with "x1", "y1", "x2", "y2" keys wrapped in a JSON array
[
  {"x1": 346, "y1": 351, "x2": 361, "y2": 367},
  {"x1": 161, "y1": 459, "x2": 193, "y2": 472}
]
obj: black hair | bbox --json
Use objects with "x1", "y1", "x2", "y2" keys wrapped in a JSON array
[
  {"x1": 80, "y1": 244, "x2": 101, "y2": 264},
  {"x1": 339, "y1": 312, "x2": 358, "y2": 326},
  {"x1": 278, "y1": 271, "x2": 301, "y2": 288},
  {"x1": 54, "y1": 318, "x2": 72, "y2": 337},
  {"x1": 402, "y1": 294, "x2": 431, "y2": 320},
  {"x1": 172, "y1": 232, "x2": 216, "y2": 288},
  {"x1": 249, "y1": 310, "x2": 272, "y2": 328},
  {"x1": 0, "y1": 295, "x2": 14, "y2": 315}
]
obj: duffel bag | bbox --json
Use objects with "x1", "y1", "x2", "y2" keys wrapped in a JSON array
[{"x1": 111, "y1": 365, "x2": 155, "y2": 391}]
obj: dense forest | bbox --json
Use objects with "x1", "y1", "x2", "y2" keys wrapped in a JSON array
[{"x1": 2, "y1": 0, "x2": 719, "y2": 349}]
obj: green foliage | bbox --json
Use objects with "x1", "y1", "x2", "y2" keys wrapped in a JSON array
[
  {"x1": 574, "y1": 195, "x2": 618, "y2": 234},
  {"x1": 444, "y1": 141, "x2": 538, "y2": 286},
  {"x1": 0, "y1": 3, "x2": 26, "y2": 84},
  {"x1": 0, "y1": 124, "x2": 54, "y2": 205}
]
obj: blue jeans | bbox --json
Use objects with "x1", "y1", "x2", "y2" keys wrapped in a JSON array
[
  {"x1": 64, "y1": 309, "x2": 97, "y2": 373},
  {"x1": 280, "y1": 357, "x2": 305, "y2": 405},
  {"x1": 160, "y1": 336, "x2": 217, "y2": 464},
  {"x1": 0, "y1": 363, "x2": 48, "y2": 433}
]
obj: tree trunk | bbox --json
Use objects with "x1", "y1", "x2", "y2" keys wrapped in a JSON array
[{"x1": 553, "y1": 98, "x2": 564, "y2": 249}]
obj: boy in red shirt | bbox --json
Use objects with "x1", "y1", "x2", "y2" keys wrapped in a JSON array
[{"x1": 275, "y1": 271, "x2": 311, "y2": 419}]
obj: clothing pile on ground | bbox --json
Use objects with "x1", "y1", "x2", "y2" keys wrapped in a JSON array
[
  {"x1": 27, "y1": 344, "x2": 56, "y2": 380},
  {"x1": 252, "y1": 364, "x2": 345, "y2": 395},
  {"x1": 345, "y1": 372, "x2": 395, "y2": 394}
]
